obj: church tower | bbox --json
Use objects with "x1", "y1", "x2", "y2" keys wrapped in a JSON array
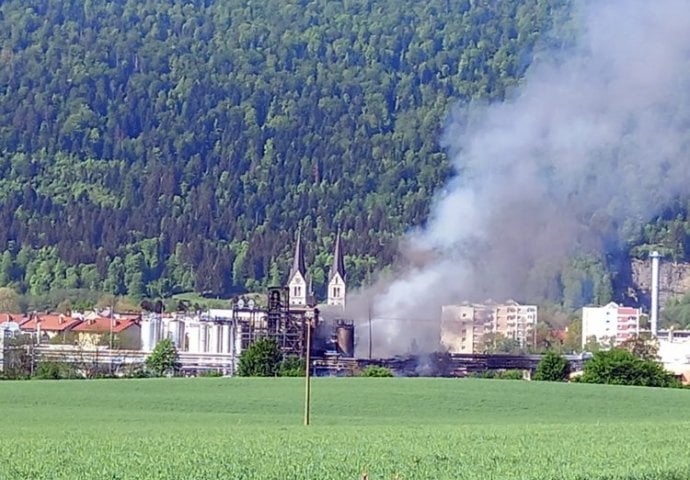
[
  {"x1": 287, "y1": 231, "x2": 308, "y2": 306},
  {"x1": 327, "y1": 230, "x2": 346, "y2": 307}
]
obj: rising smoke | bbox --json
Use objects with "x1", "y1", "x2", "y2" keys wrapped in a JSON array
[{"x1": 350, "y1": 0, "x2": 690, "y2": 357}]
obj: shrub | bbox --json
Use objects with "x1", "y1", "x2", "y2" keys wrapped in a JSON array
[
  {"x1": 360, "y1": 366, "x2": 394, "y2": 377},
  {"x1": 534, "y1": 351, "x2": 569, "y2": 381},
  {"x1": 279, "y1": 356, "x2": 305, "y2": 377},
  {"x1": 34, "y1": 361, "x2": 80, "y2": 380},
  {"x1": 145, "y1": 339, "x2": 179, "y2": 377},
  {"x1": 237, "y1": 338, "x2": 283, "y2": 377},
  {"x1": 471, "y1": 369, "x2": 524, "y2": 380},
  {"x1": 580, "y1": 348, "x2": 680, "y2": 388}
]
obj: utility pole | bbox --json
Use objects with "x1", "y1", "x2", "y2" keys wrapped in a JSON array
[
  {"x1": 368, "y1": 302, "x2": 372, "y2": 359},
  {"x1": 303, "y1": 316, "x2": 312, "y2": 426}
]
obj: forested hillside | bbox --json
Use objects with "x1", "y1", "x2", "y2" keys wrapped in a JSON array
[{"x1": 0, "y1": 0, "x2": 579, "y2": 299}]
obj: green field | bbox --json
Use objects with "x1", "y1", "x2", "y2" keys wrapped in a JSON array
[{"x1": 0, "y1": 378, "x2": 689, "y2": 479}]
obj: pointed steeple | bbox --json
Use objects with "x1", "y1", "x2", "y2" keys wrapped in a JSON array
[
  {"x1": 328, "y1": 229, "x2": 346, "y2": 282},
  {"x1": 288, "y1": 229, "x2": 308, "y2": 306},
  {"x1": 290, "y1": 230, "x2": 307, "y2": 279}
]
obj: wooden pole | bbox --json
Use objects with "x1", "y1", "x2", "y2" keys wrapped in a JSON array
[
  {"x1": 304, "y1": 316, "x2": 312, "y2": 426},
  {"x1": 368, "y1": 303, "x2": 372, "y2": 359}
]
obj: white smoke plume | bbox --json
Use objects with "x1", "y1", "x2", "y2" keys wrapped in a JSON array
[{"x1": 352, "y1": 0, "x2": 690, "y2": 357}]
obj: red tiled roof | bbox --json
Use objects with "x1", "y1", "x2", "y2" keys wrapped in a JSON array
[
  {"x1": 0, "y1": 313, "x2": 20, "y2": 323},
  {"x1": 72, "y1": 317, "x2": 139, "y2": 334},
  {"x1": 19, "y1": 315, "x2": 82, "y2": 332}
]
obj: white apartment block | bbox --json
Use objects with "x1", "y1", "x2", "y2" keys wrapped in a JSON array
[
  {"x1": 441, "y1": 300, "x2": 538, "y2": 354},
  {"x1": 581, "y1": 302, "x2": 640, "y2": 349}
]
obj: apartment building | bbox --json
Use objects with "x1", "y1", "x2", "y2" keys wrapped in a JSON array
[
  {"x1": 441, "y1": 300, "x2": 538, "y2": 354},
  {"x1": 581, "y1": 302, "x2": 640, "y2": 348}
]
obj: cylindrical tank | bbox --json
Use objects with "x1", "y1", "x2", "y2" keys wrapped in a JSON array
[
  {"x1": 336, "y1": 322, "x2": 355, "y2": 357},
  {"x1": 199, "y1": 324, "x2": 208, "y2": 352},
  {"x1": 140, "y1": 320, "x2": 152, "y2": 351},
  {"x1": 221, "y1": 324, "x2": 230, "y2": 353},
  {"x1": 207, "y1": 323, "x2": 220, "y2": 354},
  {"x1": 150, "y1": 316, "x2": 161, "y2": 349},
  {"x1": 186, "y1": 324, "x2": 200, "y2": 353},
  {"x1": 168, "y1": 320, "x2": 180, "y2": 347}
]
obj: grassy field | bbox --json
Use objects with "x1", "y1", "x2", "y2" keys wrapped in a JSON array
[{"x1": 0, "y1": 378, "x2": 689, "y2": 479}]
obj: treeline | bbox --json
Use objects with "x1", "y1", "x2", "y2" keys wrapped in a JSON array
[{"x1": 0, "y1": 0, "x2": 572, "y2": 298}]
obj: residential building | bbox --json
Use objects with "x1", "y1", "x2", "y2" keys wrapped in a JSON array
[
  {"x1": 581, "y1": 302, "x2": 640, "y2": 348},
  {"x1": 71, "y1": 317, "x2": 141, "y2": 349},
  {"x1": 441, "y1": 300, "x2": 538, "y2": 354},
  {"x1": 19, "y1": 314, "x2": 82, "y2": 343}
]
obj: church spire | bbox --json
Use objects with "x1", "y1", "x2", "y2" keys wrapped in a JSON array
[
  {"x1": 290, "y1": 229, "x2": 306, "y2": 279},
  {"x1": 327, "y1": 230, "x2": 346, "y2": 307},
  {"x1": 288, "y1": 229, "x2": 308, "y2": 306},
  {"x1": 328, "y1": 229, "x2": 346, "y2": 282}
]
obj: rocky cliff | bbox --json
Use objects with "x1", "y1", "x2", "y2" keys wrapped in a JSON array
[{"x1": 629, "y1": 259, "x2": 690, "y2": 310}]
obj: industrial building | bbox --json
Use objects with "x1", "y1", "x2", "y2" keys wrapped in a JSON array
[{"x1": 441, "y1": 300, "x2": 538, "y2": 354}]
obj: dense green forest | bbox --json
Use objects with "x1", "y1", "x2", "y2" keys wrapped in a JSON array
[
  {"x1": 0, "y1": 0, "x2": 574, "y2": 299},
  {"x1": 1, "y1": 0, "x2": 689, "y2": 309}
]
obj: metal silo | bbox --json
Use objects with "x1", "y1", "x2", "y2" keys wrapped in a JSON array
[{"x1": 335, "y1": 321, "x2": 355, "y2": 357}]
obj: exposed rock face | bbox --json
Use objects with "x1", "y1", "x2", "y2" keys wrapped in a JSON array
[{"x1": 630, "y1": 259, "x2": 690, "y2": 310}]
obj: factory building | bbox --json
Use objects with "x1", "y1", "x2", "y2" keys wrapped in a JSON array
[
  {"x1": 441, "y1": 300, "x2": 538, "y2": 354},
  {"x1": 581, "y1": 302, "x2": 640, "y2": 348}
]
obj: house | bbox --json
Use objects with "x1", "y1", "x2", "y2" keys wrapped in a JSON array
[
  {"x1": 19, "y1": 314, "x2": 83, "y2": 343},
  {"x1": 71, "y1": 317, "x2": 141, "y2": 349}
]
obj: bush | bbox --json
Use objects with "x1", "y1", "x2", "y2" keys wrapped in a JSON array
[
  {"x1": 199, "y1": 370, "x2": 223, "y2": 377},
  {"x1": 580, "y1": 348, "x2": 680, "y2": 388},
  {"x1": 145, "y1": 339, "x2": 179, "y2": 377},
  {"x1": 360, "y1": 366, "x2": 394, "y2": 377},
  {"x1": 279, "y1": 356, "x2": 305, "y2": 377},
  {"x1": 471, "y1": 369, "x2": 524, "y2": 380},
  {"x1": 34, "y1": 361, "x2": 80, "y2": 380},
  {"x1": 238, "y1": 338, "x2": 283, "y2": 377},
  {"x1": 534, "y1": 351, "x2": 569, "y2": 381}
]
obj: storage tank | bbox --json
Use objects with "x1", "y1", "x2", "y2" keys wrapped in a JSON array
[
  {"x1": 199, "y1": 324, "x2": 208, "y2": 352},
  {"x1": 335, "y1": 321, "x2": 355, "y2": 357},
  {"x1": 207, "y1": 323, "x2": 220, "y2": 354},
  {"x1": 140, "y1": 319, "x2": 152, "y2": 351},
  {"x1": 221, "y1": 324, "x2": 231, "y2": 353},
  {"x1": 145, "y1": 316, "x2": 161, "y2": 351},
  {"x1": 186, "y1": 323, "x2": 200, "y2": 353},
  {"x1": 168, "y1": 319, "x2": 185, "y2": 349}
]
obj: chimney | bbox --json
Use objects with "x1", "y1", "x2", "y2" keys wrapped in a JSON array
[
  {"x1": 59, "y1": 314, "x2": 65, "y2": 324},
  {"x1": 650, "y1": 251, "x2": 661, "y2": 337}
]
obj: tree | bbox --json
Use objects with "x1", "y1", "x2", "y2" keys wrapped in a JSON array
[
  {"x1": 579, "y1": 349, "x2": 680, "y2": 388},
  {"x1": 145, "y1": 339, "x2": 179, "y2": 377},
  {"x1": 483, "y1": 332, "x2": 523, "y2": 354},
  {"x1": 237, "y1": 338, "x2": 283, "y2": 377},
  {"x1": 0, "y1": 287, "x2": 20, "y2": 312},
  {"x1": 619, "y1": 334, "x2": 659, "y2": 361},
  {"x1": 534, "y1": 351, "x2": 569, "y2": 381}
]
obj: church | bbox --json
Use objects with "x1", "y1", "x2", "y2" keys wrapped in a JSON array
[{"x1": 286, "y1": 230, "x2": 346, "y2": 309}]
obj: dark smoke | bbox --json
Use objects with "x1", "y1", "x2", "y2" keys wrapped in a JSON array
[{"x1": 351, "y1": 0, "x2": 690, "y2": 357}]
